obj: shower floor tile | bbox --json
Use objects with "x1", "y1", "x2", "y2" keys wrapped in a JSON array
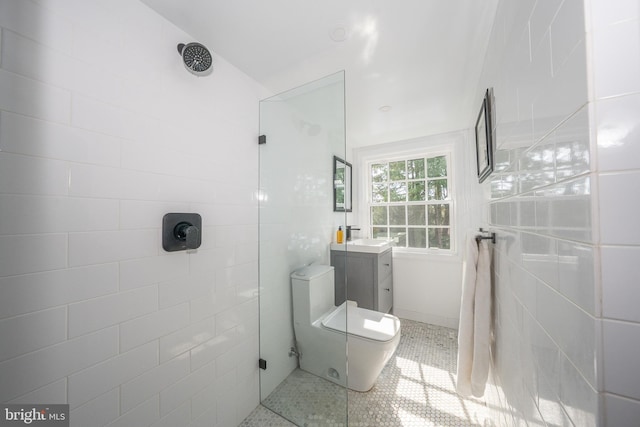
[{"x1": 240, "y1": 319, "x2": 489, "y2": 427}]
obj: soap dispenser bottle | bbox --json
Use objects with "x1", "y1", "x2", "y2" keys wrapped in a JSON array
[{"x1": 336, "y1": 226, "x2": 344, "y2": 244}]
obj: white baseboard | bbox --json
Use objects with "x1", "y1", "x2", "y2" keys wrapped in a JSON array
[{"x1": 393, "y1": 308, "x2": 459, "y2": 330}]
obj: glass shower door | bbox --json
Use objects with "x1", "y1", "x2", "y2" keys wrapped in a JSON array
[{"x1": 258, "y1": 71, "x2": 347, "y2": 425}]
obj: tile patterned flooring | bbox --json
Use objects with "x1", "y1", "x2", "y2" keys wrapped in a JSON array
[{"x1": 240, "y1": 319, "x2": 489, "y2": 427}]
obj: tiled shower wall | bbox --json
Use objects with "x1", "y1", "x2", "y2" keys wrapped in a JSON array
[
  {"x1": 474, "y1": 0, "x2": 600, "y2": 425},
  {"x1": 588, "y1": 0, "x2": 640, "y2": 424},
  {"x1": 475, "y1": 0, "x2": 640, "y2": 425},
  {"x1": 0, "y1": 1, "x2": 263, "y2": 426}
]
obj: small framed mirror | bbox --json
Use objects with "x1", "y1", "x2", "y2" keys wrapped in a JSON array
[{"x1": 333, "y1": 156, "x2": 352, "y2": 212}]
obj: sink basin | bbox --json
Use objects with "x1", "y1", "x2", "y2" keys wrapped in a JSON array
[{"x1": 330, "y1": 239, "x2": 393, "y2": 254}]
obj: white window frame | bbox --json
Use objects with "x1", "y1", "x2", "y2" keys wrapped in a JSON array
[{"x1": 364, "y1": 149, "x2": 455, "y2": 255}]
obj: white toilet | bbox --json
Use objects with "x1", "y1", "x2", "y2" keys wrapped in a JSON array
[{"x1": 291, "y1": 264, "x2": 401, "y2": 392}]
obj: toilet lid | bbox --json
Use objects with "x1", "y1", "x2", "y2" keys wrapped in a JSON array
[{"x1": 321, "y1": 302, "x2": 400, "y2": 342}]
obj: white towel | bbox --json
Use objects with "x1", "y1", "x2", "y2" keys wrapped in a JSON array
[{"x1": 456, "y1": 234, "x2": 492, "y2": 398}]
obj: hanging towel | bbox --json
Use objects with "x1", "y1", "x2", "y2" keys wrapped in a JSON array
[{"x1": 456, "y1": 234, "x2": 492, "y2": 398}]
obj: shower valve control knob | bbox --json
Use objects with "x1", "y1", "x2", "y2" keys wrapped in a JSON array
[
  {"x1": 162, "y1": 213, "x2": 202, "y2": 252},
  {"x1": 174, "y1": 222, "x2": 200, "y2": 249}
]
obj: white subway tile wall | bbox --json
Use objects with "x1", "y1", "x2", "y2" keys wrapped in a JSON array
[
  {"x1": 8, "y1": 378, "x2": 68, "y2": 405},
  {"x1": 0, "y1": 1, "x2": 262, "y2": 427},
  {"x1": 476, "y1": 0, "x2": 640, "y2": 425},
  {"x1": 476, "y1": 0, "x2": 594, "y2": 425},
  {"x1": 591, "y1": 0, "x2": 640, "y2": 424},
  {"x1": 67, "y1": 389, "x2": 120, "y2": 427}
]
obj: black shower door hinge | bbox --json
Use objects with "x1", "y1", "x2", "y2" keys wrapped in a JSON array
[
  {"x1": 259, "y1": 358, "x2": 267, "y2": 370},
  {"x1": 258, "y1": 135, "x2": 266, "y2": 145}
]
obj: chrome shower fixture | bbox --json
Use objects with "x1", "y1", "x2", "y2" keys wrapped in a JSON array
[{"x1": 177, "y1": 42, "x2": 213, "y2": 76}]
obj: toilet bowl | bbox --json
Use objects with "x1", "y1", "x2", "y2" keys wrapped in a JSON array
[{"x1": 291, "y1": 264, "x2": 401, "y2": 392}]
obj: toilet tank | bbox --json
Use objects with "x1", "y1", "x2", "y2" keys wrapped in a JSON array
[{"x1": 291, "y1": 265, "x2": 335, "y2": 323}]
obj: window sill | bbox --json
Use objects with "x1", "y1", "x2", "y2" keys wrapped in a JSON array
[{"x1": 391, "y1": 247, "x2": 461, "y2": 261}]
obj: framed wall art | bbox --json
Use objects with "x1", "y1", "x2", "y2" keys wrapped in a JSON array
[{"x1": 475, "y1": 88, "x2": 494, "y2": 183}]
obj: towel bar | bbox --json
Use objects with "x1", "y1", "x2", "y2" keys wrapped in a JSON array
[{"x1": 476, "y1": 228, "x2": 496, "y2": 244}]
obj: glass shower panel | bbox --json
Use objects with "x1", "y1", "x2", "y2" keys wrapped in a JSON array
[{"x1": 258, "y1": 72, "x2": 347, "y2": 426}]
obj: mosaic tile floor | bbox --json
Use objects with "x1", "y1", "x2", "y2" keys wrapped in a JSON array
[{"x1": 240, "y1": 319, "x2": 489, "y2": 427}]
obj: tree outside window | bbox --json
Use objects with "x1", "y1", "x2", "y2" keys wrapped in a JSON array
[{"x1": 369, "y1": 154, "x2": 452, "y2": 251}]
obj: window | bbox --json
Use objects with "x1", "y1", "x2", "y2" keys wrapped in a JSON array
[{"x1": 368, "y1": 153, "x2": 452, "y2": 251}]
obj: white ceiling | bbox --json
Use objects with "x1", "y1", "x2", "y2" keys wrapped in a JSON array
[{"x1": 141, "y1": 0, "x2": 498, "y2": 147}]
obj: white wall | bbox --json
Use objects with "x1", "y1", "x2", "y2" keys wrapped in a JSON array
[
  {"x1": 476, "y1": 0, "x2": 640, "y2": 425},
  {"x1": 352, "y1": 130, "x2": 474, "y2": 329},
  {"x1": 392, "y1": 256, "x2": 462, "y2": 328},
  {"x1": 0, "y1": 1, "x2": 264, "y2": 426},
  {"x1": 587, "y1": 0, "x2": 640, "y2": 424},
  {"x1": 473, "y1": 0, "x2": 600, "y2": 425}
]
